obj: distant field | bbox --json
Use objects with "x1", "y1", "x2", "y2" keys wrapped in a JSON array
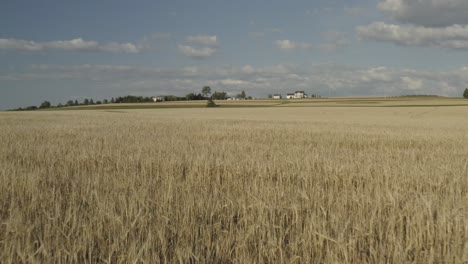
[
  {"x1": 45, "y1": 96, "x2": 468, "y2": 110},
  {"x1": 1, "y1": 104, "x2": 467, "y2": 263}
]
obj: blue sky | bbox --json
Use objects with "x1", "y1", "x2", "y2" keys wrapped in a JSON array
[{"x1": 2, "y1": 0, "x2": 468, "y2": 109}]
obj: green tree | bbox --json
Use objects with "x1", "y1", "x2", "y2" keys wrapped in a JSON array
[
  {"x1": 103, "y1": 99, "x2": 109, "y2": 104},
  {"x1": 83, "y1": 99, "x2": 89, "y2": 105},
  {"x1": 186, "y1": 93, "x2": 195, "y2": 100},
  {"x1": 39, "y1": 101, "x2": 51, "y2": 109},
  {"x1": 237, "y1": 91, "x2": 246, "y2": 99},
  {"x1": 464, "y1": 88, "x2": 468, "y2": 98},
  {"x1": 66, "y1": 100, "x2": 74, "y2": 106},
  {"x1": 240, "y1": 90, "x2": 246, "y2": 99},
  {"x1": 212, "y1": 91, "x2": 227, "y2": 100},
  {"x1": 74, "y1": 100, "x2": 79, "y2": 105},
  {"x1": 202, "y1": 86, "x2": 211, "y2": 98},
  {"x1": 26, "y1": 106, "x2": 38, "y2": 110}
]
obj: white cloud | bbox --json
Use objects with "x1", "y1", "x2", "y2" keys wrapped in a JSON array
[
  {"x1": 401, "y1": 76, "x2": 423, "y2": 90},
  {"x1": 239, "y1": 64, "x2": 292, "y2": 76},
  {"x1": 177, "y1": 45, "x2": 216, "y2": 58},
  {"x1": 357, "y1": 22, "x2": 468, "y2": 50},
  {"x1": 179, "y1": 35, "x2": 219, "y2": 59},
  {"x1": 241, "y1": 65, "x2": 255, "y2": 74},
  {"x1": 0, "y1": 38, "x2": 143, "y2": 53},
  {"x1": 24, "y1": 64, "x2": 146, "y2": 81},
  {"x1": 358, "y1": 1, "x2": 468, "y2": 51},
  {"x1": 274, "y1": 40, "x2": 312, "y2": 51},
  {"x1": 44, "y1": 38, "x2": 99, "y2": 51},
  {"x1": 274, "y1": 34, "x2": 349, "y2": 53},
  {"x1": 360, "y1": 67, "x2": 392, "y2": 82},
  {"x1": 100, "y1": 42, "x2": 140, "y2": 53},
  {"x1": 379, "y1": 0, "x2": 468, "y2": 27},
  {"x1": 220, "y1": 79, "x2": 248, "y2": 86},
  {"x1": 185, "y1": 35, "x2": 218, "y2": 46},
  {"x1": 0, "y1": 38, "x2": 97, "y2": 52},
  {"x1": 9, "y1": 63, "x2": 468, "y2": 97},
  {"x1": 0, "y1": 39, "x2": 42, "y2": 51}
]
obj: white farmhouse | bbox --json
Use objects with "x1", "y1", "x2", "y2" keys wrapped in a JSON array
[
  {"x1": 273, "y1": 94, "x2": 282, "y2": 99},
  {"x1": 285, "y1": 91, "x2": 308, "y2": 99},
  {"x1": 294, "y1": 91, "x2": 305, "y2": 98}
]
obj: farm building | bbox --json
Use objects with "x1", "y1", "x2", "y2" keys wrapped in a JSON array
[
  {"x1": 273, "y1": 94, "x2": 282, "y2": 99},
  {"x1": 152, "y1": 96, "x2": 165, "y2": 102},
  {"x1": 285, "y1": 91, "x2": 308, "y2": 99},
  {"x1": 294, "y1": 91, "x2": 305, "y2": 98}
]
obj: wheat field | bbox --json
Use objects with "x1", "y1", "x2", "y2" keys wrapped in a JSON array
[{"x1": 0, "y1": 106, "x2": 467, "y2": 263}]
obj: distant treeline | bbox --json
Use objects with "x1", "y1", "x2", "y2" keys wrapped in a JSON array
[
  {"x1": 9, "y1": 95, "x2": 199, "y2": 111},
  {"x1": 9, "y1": 91, "x2": 251, "y2": 111},
  {"x1": 9, "y1": 85, "x2": 261, "y2": 111}
]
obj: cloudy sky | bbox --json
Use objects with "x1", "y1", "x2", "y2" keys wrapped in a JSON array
[{"x1": 2, "y1": 0, "x2": 468, "y2": 109}]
